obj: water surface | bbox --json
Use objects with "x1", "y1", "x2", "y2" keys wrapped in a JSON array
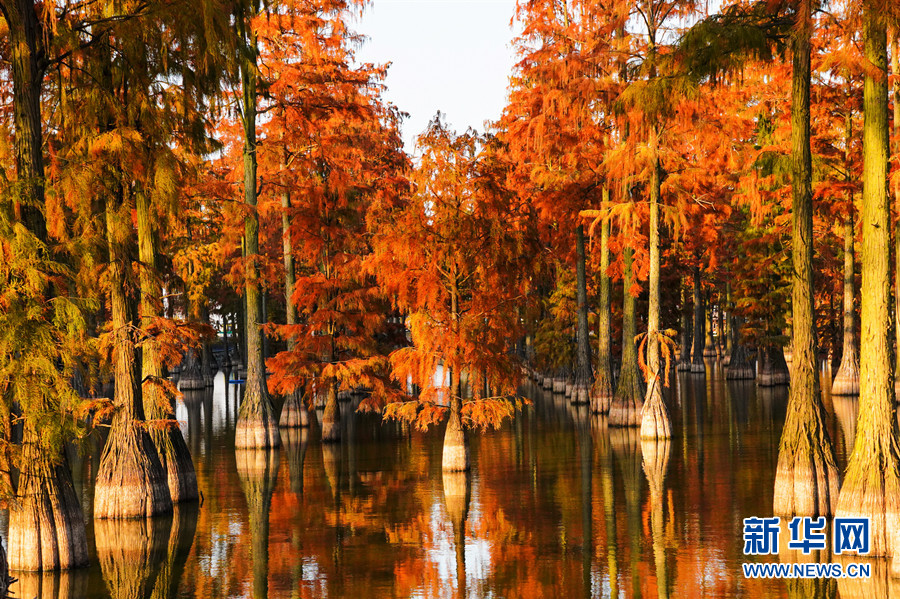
[{"x1": 8, "y1": 361, "x2": 891, "y2": 598}]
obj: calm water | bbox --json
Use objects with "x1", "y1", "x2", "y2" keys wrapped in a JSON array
[{"x1": 6, "y1": 360, "x2": 893, "y2": 598}]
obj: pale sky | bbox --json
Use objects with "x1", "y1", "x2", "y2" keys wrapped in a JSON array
[{"x1": 353, "y1": 0, "x2": 522, "y2": 154}]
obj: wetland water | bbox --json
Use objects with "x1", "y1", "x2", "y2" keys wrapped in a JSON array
[{"x1": 3, "y1": 361, "x2": 883, "y2": 598}]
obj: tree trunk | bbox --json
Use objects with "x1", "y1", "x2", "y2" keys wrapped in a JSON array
[
  {"x1": 641, "y1": 141, "x2": 671, "y2": 439},
  {"x1": 95, "y1": 190, "x2": 172, "y2": 519},
  {"x1": 573, "y1": 224, "x2": 592, "y2": 405},
  {"x1": 832, "y1": 213, "x2": 860, "y2": 395},
  {"x1": 723, "y1": 283, "x2": 734, "y2": 365},
  {"x1": 137, "y1": 191, "x2": 198, "y2": 505},
  {"x1": 279, "y1": 175, "x2": 309, "y2": 428},
  {"x1": 726, "y1": 317, "x2": 755, "y2": 380},
  {"x1": 320, "y1": 384, "x2": 341, "y2": 443},
  {"x1": 758, "y1": 341, "x2": 791, "y2": 387},
  {"x1": 592, "y1": 190, "x2": 615, "y2": 413},
  {"x1": 703, "y1": 292, "x2": 717, "y2": 357},
  {"x1": 690, "y1": 266, "x2": 705, "y2": 373},
  {"x1": 8, "y1": 432, "x2": 89, "y2": 571},
  {"x1": 234, "y1": 13, "x2": 279, "y2": 450},
  {"x1": 677, "y1": 279, "x2": 692, "y2": 371},
  {"x1": 774, "y1": 5, "x2": 840, "y2": 517},
  {"x1": 442, "y1": 367, "x2": 470, "y2": 472},
  {"x1": 609, "y1": 247, "x2": 644, "y2": 426},
  {"x1": 836, "y1": 13, "x2": 900, "y2": 563},
  {"x1": 2, "y1": 0, "x2": 91, "y2": 571},
  {"x1": 892, "y1": 33, "x2": 900, "y2": 390}
]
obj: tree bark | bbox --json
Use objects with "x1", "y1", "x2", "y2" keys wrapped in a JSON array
[
  {"x1": 573, "y1": 224, "x2": 592, "y2": 405},
  {"x1": 1, "y1": 0, "x2": 90, "y2": 570},
  {"x1": 609, "y1": 247, "x2": 644, "y2": 426},
  {"x1": 279, "y1": 167, "x2": 309, "y2": 428},
  {"x1": 641, "y1": 139, "x2": 671, "y2": 439},
  {"x1": 690, "y1": 266, "x2": 705, "y2": 373},
  {"x1": 591, "y1": 189, "x2": 615, "y2": 413},
  {"x1": 892, "y1": 33, "x2": 900, "y2": 389},
  {"x1": 234, "y1": 9, "x2": 279, "y2": 449},
  {"x1": 835, "y1": 12, "x2": 900, "y2": 562},
  {"x1": 443, "y1": 278, "x2": 469, "y2": 471},
  {"x1": 774, "y1": 2, "x2": 840, "y2": 517},
  {"x1": 832, "y1": 213, "x2": 860, "y2": 395},
  {"x1": 137, "y1": 191, "x2": 198, "y2": 504},
  {"x1": 678, "y1": 278, "x2": 692, "y2": 371},
  {"x1": 95, "y1": 189, "x2": 172, "y2": 519}
]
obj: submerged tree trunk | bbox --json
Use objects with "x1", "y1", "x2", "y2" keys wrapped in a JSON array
[
  {"x1": 8, "y1": 434, "x2": 89, "y2": 571},
  {"x1": 94, "y1": 189, "x2": 172, "y2": 520},
  {"x1": 137, "y1": 191, "x2": 198, "y2": 505},
  {"x1": 442, "y1": 367, "x2": 470, "y2": 472},
  {"x1": 726, "y1": 318, "x2": 755, "y2": 380},
  {"x1": 703, "y1": 293, "x2": 717, "y2": 357},
  {"x1": 690, "y1": 266, "x2": 705, "y2": 373},
  {"x1": 758, "y1": 343, "x2": 791, "y2": 386},
  {"x1": 573, "y1": 224, "x2": 592, "y2": 405},
  {"x1": 836, "y1": 15, "x2": 900, "y2": 562},
  {"x1": 320, "y1": 384, "x2": 341, "y2": 443},
  {"x1": 774, "y1": 6, "x2": 840, "y2": 517},
  {"x1": 592, "y1": 191, "x2": 615, "y2": 413},
  {"x1": 234, "y1": 12, "x2": 279, "y2": 450},
  {"x1": 641, "y1": 142, "x2": 671, "y2": 439},
  {"x1": 832, "y1": 213, "x2": 860, "y2": 395},
  {"x1": 609, "y1": 247, "x2": 644, "y2": 426}
]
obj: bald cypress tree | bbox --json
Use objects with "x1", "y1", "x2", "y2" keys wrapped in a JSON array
[
  {"x1": 835, "y1": 4, "x2": 900, "y2": 560},
  {"x1": 772, "y1": 0, "x2": 839, "y2": 518}
]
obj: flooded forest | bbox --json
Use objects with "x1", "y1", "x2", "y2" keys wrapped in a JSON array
[{"x1": 2, "y1": 0, "x2": 900, "y2": 597}]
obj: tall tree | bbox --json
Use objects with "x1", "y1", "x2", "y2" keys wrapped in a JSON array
[
  {"x1": 835, "y1": 0, "x2": 900, "y2": 559},
  {"x1": 232, "y1": 0, "x2": 280, "y2": 449},
  {"x1": 772, "y1": 0, "x2": 840, "y2": 518}
]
